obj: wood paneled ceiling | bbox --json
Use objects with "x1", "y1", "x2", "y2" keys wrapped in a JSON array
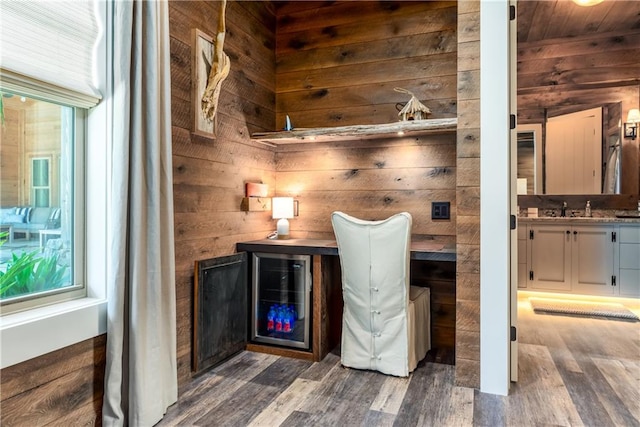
[{"x1": 517, "y1": 0, "x2": 640, "y2": 122}]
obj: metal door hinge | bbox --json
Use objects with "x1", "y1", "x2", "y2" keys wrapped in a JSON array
[
  {"x1": 529, "y1": 229, "x2": 534, "y2": 240},
  {"x1": 612, "y1": 275, "x2": 616, "y2": 286},
  {"x1": 510, "y1": 5, "x2": 516, "y2": 21},
  {"x1": 529, "y1": 271, "x2": 534, "y2": 280},
  {"x1": 510, "y1": 326, "x2": 517, "y2": 341},
  {"x1": 510, "y1": 215, "x2": 516, "y2": 230},
  {"x1": 612, "y1": 232, "x2": 617, "y2": 242},
  {"x1": 510, "y1": 114, "x2": 516, "y2": 130}
]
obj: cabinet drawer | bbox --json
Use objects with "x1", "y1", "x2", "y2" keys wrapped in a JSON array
[
  {"x1": 619, "y1": 243, "x2": 640, "y2": 269},
  {"x1": 619, "y1": 225, "x2": 640, "y2": 243},
  {"x1": 619, "y1": 268, "x2": 640, "y2": 298}
]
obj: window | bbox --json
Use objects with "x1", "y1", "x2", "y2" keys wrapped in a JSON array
[
  {"x1": 31, "y1": 158, "x2": 51, "y2": 207},
  {"x1": 0, "y1": 92, "x2": 85, "y2": 313},
  {"x1": 0, "y1": 0, "x2": 100, "y2": 314},
  {"x1": 0, "y1": 0, "x2": 110, "y2": 368}
]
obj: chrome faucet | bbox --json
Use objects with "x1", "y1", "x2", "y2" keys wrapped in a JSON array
[{"x1": 561, "y1": 202, "x2": 567, "y2": 217}]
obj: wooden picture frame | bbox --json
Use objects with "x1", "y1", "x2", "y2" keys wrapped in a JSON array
[{"x1": 192, "y1": 29, "x2": 216, "y2": 138}]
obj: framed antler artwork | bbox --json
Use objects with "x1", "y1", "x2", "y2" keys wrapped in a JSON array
[
  {"x1": 192, "y1": 28, "x2": 216, "y2": 138},
  {"x1": 192, "y1": 0, "x2": 229, "y2": 139}
]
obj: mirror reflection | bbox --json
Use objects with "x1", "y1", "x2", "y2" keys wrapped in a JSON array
[{"x1": 517, "y1": 106, "x2": 622, "y2": 195}]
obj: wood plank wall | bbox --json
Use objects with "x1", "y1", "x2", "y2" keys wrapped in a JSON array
[
  {"x1": 168, "y1": 0, "x2": 277, "y2": 389},
  {"x1": 273, "y1": 1, "x2": 458, "y2": 248},
  {"x1": 0, "y1": 3, "x2": 277, "y2": 424},
  {"x1": 275, "y1": 1, "x2": 457, "y2": 129},
  {"x1": 0, "y1": 335, "x2": 106, "y2": 426},
  {"x1": 455, "y1": 0, "x2": 481, "y2": 389}
]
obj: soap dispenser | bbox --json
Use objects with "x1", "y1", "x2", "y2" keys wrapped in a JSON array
[{"x1": 585, "y1": 200, "x2": 592, "y2": 217}]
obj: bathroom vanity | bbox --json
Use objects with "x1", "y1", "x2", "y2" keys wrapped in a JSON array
[{"x1": 518, "y1": 217, "x2": 640, "y2": 297}]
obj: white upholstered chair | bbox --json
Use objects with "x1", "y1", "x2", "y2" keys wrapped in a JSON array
[{"x1": 331, "y1": 211, "x2": 431, "y2": 377}]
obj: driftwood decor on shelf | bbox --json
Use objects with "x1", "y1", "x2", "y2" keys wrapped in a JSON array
[
  {"x1": 192, "y1": 0, "x2": 230, "y2": 138},
  {"x1": 395, "y1": 87, "x2": 431, "y2": 121}
]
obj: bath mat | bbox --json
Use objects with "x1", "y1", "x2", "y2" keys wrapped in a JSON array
[{"x1": 529, "y1": 298, "x2": 639, "y2": 321}]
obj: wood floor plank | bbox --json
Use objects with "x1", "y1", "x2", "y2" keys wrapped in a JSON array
[
  {"x1": 562, "y1": 337, "x2": 638, "y2": 426},
  {"x1": 193, "y1": 382, "x2": 280, "y2": 426},
  {"x1": 158, "y1": 377, "x2": 248, "y2": 426},
  {"x1": 250, "y1": 357, "x2": 313, "y2": 389},
  {"x1": 248, "y1": 378, "x2": 320, "y2": 426},
  {"x1": 369, "y1": 375, "x2": 411, "y2": 415},
  {"x1": 279, "y1": 410, "x2": 314, "y2": 426},
  {"x1": 214, "y1": 351, "x2": 280, "y2": 381},
  {"x1": 436, "y1": 385, "x2": 474, "y2": 426},
  {"x1": 473, "y1": 389, "x2": 506, "y2": 426},
  {"x1": 505, "y1": 343, "x2": 583, "y2": 426},
  {"x1": 158, "y1": 294, "x2": 640, "y2": 427},
  {"x1": 556, "y1": 370, "x2": 615, "y2": 427},
  {"x1": 362, "y1": 409, "x2": 396, "y2": 427},
  {"x1": 592, "y1": 357, "x2": 640, "y2": 420},
  {"x1": 297, "y1": 351, "x2": 340, "y2": 382}
]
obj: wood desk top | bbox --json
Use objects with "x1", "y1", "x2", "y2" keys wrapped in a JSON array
[{"x1": 236, "y1": 239, "x2": 456, "y2": 262}]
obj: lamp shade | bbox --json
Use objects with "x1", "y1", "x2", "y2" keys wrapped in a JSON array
[
  {"x1": 627, "y1": 108, "x2": 640, "y2": 124},
  {"x1": 272, "y1": 197, "x2": 294, "y2": 219},
  {"x1": 571, "y1": 0, "x2": 604, "y2": 6}
]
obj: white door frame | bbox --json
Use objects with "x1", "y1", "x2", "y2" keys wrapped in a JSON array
[{"x1": 480, "y1": 0, "x2": 511, "y2": 396}]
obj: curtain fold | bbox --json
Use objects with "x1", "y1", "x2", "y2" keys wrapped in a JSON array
[{"x1": 103, "y1": 0, "x2": 177, "y2": 425}]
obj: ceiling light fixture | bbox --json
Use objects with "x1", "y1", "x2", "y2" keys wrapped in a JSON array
[{"x1": 571, "y1": 0, "x2": 604, "y2": 6}]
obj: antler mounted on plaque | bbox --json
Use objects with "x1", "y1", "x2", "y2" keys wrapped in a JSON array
[{"x1": 201, "y1": 0, "x2": 230, "y2": 131}]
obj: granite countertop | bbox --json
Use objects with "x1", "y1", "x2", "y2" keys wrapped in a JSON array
[{"x1": 518, "y1": 216, "x2": 640, "y2": 224}]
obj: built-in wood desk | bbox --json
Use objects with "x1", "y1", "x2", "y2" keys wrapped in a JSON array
[
  {"x1": 237, "y1": 238, "x2": 456, "y2": 261},
  {"x1": 237, "y1": 239, "x2": 456, "y2": 363}
]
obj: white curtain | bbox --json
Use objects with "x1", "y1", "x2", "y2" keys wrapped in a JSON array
[{"x1": 103, "y1": 0, "x2": 177, "y2": 425}]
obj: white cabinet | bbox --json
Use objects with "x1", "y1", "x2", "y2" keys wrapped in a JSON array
[
  {"x1": 571, "y1": 225, "x2": 615, "y2": 295},
  {"x1": 525, "y1": 222, "x2": 618, "y2": 296},
  {"x1": 618, "y1": 225, "x2": 640, "y2": 297},
  {"x1": 528, "y1": 225, "x2": 572, "y2": 291}
]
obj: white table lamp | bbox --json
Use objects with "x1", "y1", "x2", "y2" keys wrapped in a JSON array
[{"x1": 272, "y1": 197, "x2": 294, "y2": 239}]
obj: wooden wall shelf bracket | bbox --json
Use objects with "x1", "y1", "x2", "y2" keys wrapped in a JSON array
[
  {"x1": 251, "y1": 118, "x2": 457, "y2": 145},
  {"x1": 241, "y1": 197, "x2": 271, "y2": 212}
]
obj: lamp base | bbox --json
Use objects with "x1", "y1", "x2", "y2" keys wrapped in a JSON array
[{"x1": 276, "y1": 218, "x2": 290, "y2": 239}]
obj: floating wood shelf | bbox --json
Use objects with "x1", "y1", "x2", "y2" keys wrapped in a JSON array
[{"x1": 251, "y1": 118, "x2": 457, "y2": 145}]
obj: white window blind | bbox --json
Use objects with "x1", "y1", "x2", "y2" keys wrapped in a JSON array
[{"x1": 0, "y1": 0, "x2": 101, "y2": 107}]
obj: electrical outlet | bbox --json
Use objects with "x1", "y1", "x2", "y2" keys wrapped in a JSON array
[{"x1": 432, "y1": 201, "x2": 450, "y2": 220}]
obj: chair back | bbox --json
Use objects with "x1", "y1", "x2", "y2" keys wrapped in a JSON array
[{"x1": 331, "y1": 211, "x2": 412, "y2": 375}]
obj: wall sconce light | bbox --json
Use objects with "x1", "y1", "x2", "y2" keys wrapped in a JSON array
[
  {"x1": 624, "y1": 108, "x2": 640, "y2": 140},
  {"x1": 272, "y1": 197, "x2": 294, "y2": 239}
]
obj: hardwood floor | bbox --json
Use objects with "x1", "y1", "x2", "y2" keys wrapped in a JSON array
[{"x1": 158, "y1": 294, "x2": 640, "y2": 426}]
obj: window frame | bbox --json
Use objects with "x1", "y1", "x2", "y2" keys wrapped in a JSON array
[{"x1": 0, "y1": 0, "x2": 111, "y2": 369}]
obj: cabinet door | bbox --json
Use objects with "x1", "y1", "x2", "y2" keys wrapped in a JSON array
[
  {"x1": 529, "y1": 225, "x2": 571, "y2": 291},
  {"x1": 571, "y1": 225, "x2": 614, "y2": 295},
  {"x1": 618, "y1": 225, "x2": 640, "y2": 297}
]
